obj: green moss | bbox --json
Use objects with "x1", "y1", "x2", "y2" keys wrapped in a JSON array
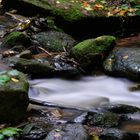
[
  {"x1": 23, "y1": 0, "x2": 84, "y2": 21},
  {"x1": 51, "y1": 1, "x2": 84, "y2": 21},
  {"x1": 0, "y1": 31, "x2": 31, "y2": 50},
  {"x1": 3, "y1": 32, "x2": 25, "y2": 46},
  {"x1": 33, "y1": 31, "x2": 76, "y2": 52},
  {"x1": 93, "y1": 113, "x2": 120, "y2": 127},
  {"x1": 0, "y1": 70, "x2": 29, "y2": 123},
  {"x1": 0, "y1": 75, "x2": 11, "y2": 85},
  {"x1": 71, "y1": 36, "x2": 116, "y2": 68},
  {"x1": 0, "y1": 127, "x2": 22, "y2": 138}
]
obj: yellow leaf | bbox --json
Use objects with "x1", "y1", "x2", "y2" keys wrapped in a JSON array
[
  {"x1": 119, "y1": 9, "x2": 127, "y2": 16},
  {"x1": 93, "y1": 4, "x2": 104, "y2": 10},
  {"x1": 85, "y1": 6, "x2": 92, "y2": 11},
  {"x1": 123, "y1": 55, "x2": 129, "y2": 59},
  {"x1": 11, "y1": 78, "x2": 19, "y2": 82},
  {"x1": 54, "y1": 132, "x2": 61, "y2": 138}
]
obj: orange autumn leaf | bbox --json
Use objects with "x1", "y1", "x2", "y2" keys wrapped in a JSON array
[
  {"x1": 82, "y1": 1, "x2": 89, "y2": 7},
  {"x1": 119, "y1": 9, "x2": 128, "y2": 16},
  {"x1": 93, "y1": 4, "x2": 104, "y2": 10}
]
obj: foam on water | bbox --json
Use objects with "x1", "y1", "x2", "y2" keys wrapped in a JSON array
[{"x1": 29, "y1": 76, "x2": 140, "y2": 109}]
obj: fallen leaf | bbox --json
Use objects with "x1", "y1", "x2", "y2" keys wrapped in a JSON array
[{"x1": 11, "y1": 78, "x2": 19, "y2": 82}]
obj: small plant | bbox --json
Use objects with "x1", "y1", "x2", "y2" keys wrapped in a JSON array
[{"x1": 0, "y1": 127, "x2": 22, "y2": 140}]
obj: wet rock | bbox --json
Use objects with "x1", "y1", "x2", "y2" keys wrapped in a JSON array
[
  {"x1": 73, "y1": 112, "x2": 88, "y2": 124},
  {"x1": 5, "y1": 55, "x2": 80, "y2": 78},
  {"x1": 5, "y1": 57, "x2": 54, "y2": 78},
  {"x1": 71, "y1": 36, "x2": 116, "y2": 70},
  {"x1": 16, "y1": 50, "x2": 32, "y2": 59},
  {"x1": 0, "y1": 70, "x2": 29, "y2": 123},
  {"x1": 51, "y1": 55, "x2": 80, "y2": 77},
  {"x1": 99, "y1": 128, "x2": 139, "y2": 140},
  {"x1": 22, "y1": 123, "x2": 48, "y2": 140},
  {"x1": 0, "y1": 62, "x2": 11, "y2": 72},
  {"x1": 129, "y1": 84, "x2": 140, "y2": 92},
  {"x1": 0, "y1": 15, "x2": 18, "y2": 38},
  {"x1": 103, "y1": 47, "x2": 140, "y2": 81},
  {"x1": 32, "y1": 31, "x2": 76, "y2": 52},
  {"x1": 44, "y1": 124, "x2": 89, "y2": 140},
  {"x1": 85, "y1": 112, "x2": 129, "y2": 128},
  {"x1": 102, "y1": 104, "x2": 140, "y2": 114},
  {"x1": 0, "y1": 31, "x2": 31, "y2": 51}
]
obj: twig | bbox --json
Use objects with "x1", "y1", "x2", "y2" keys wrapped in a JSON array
[{"x1": 38, "y1": 46, "x2": 52, "y2": 56}]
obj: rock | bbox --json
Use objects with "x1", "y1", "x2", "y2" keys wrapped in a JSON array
[
  {"x1": 32, "y1": 31, "x2": 76, "y2": 52},
  {"x1": 103, "y1": 47, "x2": 140, "y2": 81},
  {"x1": 0, "y1": 31, "x2": 31, "y2": 52},
  {"x1": 84, "y1": 112, "x2": 129, "y2": 128},
  {"x1": 73, "y1": 112, "x2": 88, "y2": 124},
  {"x1": 2, "y1": 0, "x2": 140, "y2": 41},
  {"x1": 44, "y1": 124, "x2": 89, "y2": 140},
  {"x1": 71, "y1": 35, "x2": 116, "y2": 70},
  {"x1": 2, "y1": 0, "x2": 140, "y2": 22},
  {"x1": 5, "y1": 55, "x2": 80, "y2": 78},
  {"x1": 16, "y1": 50, "x2": 32, "y2": 59},
  {"x1": 22, "y1": 122, "x2": 48, "y2": 140},
  {"x1": 5, "y1": 57, "x2": 54, "y2": 78},
  {"x1": 51, "y1": 55, "x2": 80, "y2": 77},
  {"x1": 99, "y1": 128, "x2": 139, "y2": 140},
  {"x1": 0, "y1": 15, "x2": 18, "y2": 38},
  {"x1": 0, "y1": 62, "x2": 11, "y2": 72},
  {"x1": 0, "y1": 70, "x2": 29, "y2": 123},
  {"x1": 102, "y1": 104, "x2": 140, "y2": 114}
]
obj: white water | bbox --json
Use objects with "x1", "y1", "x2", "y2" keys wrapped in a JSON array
[{"x1": 29, "y1": 76, "x2": 140, "y2": 109}]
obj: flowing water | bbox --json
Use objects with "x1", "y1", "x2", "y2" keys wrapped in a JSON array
[
  {"x1": 29, "y1": 75, "x2": 140, "y2": 133},
  {"x1": 0, "y1": 15, "x2": 140, "y2": 133},
  {"x1": 29, "y1": 75, "x2": 140, "y2": 109}
]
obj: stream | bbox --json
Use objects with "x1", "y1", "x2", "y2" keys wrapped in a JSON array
[
  {"x1": 29, "y1": 75, "x2": 140, "y2": 109},
  {"x1": 29, "y1": 75, "x2": 140, "y2": 133},
  {"x1": 0, "y1": 13, "x2": 140, "y2": 138}
]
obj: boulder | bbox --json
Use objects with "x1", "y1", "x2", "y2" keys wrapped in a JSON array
[
  {"x1": 0, "y1": 31, "x2": 31, "y2": 52},
  {"x1": 71, "y1": 35, "x2": 116, "y2": 70},
  {"x1": 84, "y1": 112, "x2": 129, "y2": 128},
  {"x1": 5, "y1": 55, "x2": 80, "y2": 78},
  {"x1": 2, "y1": 0, "x2": 140, "y2": 40},
  {"x1": 0, "y1": 70, "x2": 29, "y2": 123},
  {"x1": 99, "y1": 128, "x2": 139, "y2": 140},
  {"x1": 103, "y1": 47, "x2": 140, "y2": 81},
  {"x1": 102, "y1": 104, "x2": 140, "y2": 114},
  {"x1": 5, "y1": 57, "x2": 54, "y2": 78},
  {"x1": 32, "y1": 31, "x2": 76, "y2": 52},
  {"x1": 45, "y1": 124, "x2": 89, "y2": 140},
  {"x1": 2, "y1": 0, "x2": 140, "y2": 22},
  {"x1": 0, "y1": 62, "x2": 11, "y2": 72}
]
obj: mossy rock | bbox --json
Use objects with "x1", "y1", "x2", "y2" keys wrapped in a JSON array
[
  {"x1": 100, "y1": 128, "x2": 139, "y2": 140},
  {"x1": 0, "y1": 70, "x2": 29, "y2": 123},
  {"x1": 33, "y1": 31, "x2": 76, "y2": 52},
  {"x1": 102, "y1": 104, "x2": 140, "y2": 114},
  {"x1": 5, "y1": 57, "x2": 55, "y2": 78},
  {"x1": 2, "y1": 0, "x2": 140, "y2": 22},
  {"x1": 85, "y1": 112, "x2": 128, "y2": 128},
  {"x1": 44, "y1": 124, "x2": 89, "y2": 140},
  {"x1": 103, "y1": 47, "x2": 140, "y2": 81},
  {"x1": 0, "y1": 31, "x2": 31, "y2": 51},
  {"x1": 5, "y1": 55, "x2": 80, "y2": 78},
  {"x1": 71, "y1": 35, "x2": 116, "y2": 69}
]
